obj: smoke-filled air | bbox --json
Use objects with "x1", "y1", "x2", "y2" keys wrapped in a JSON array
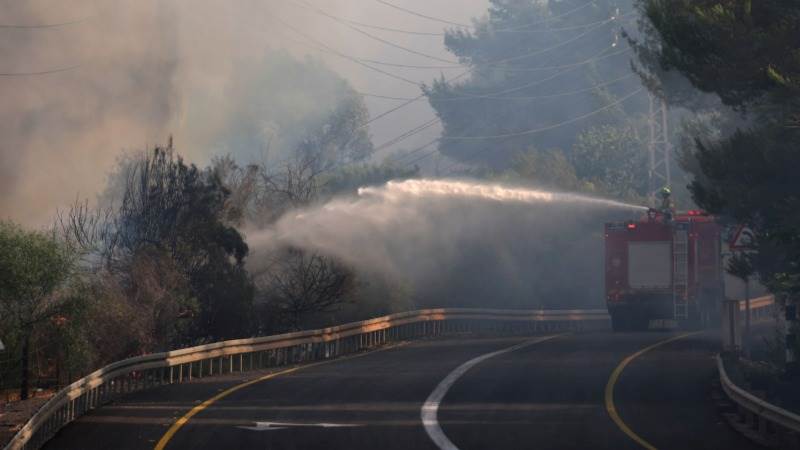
[
  {"x1": 249, "y1": 179, "x2": 646, "y2": 310},
  {"x1": 6, "y1": 0, "x2": 790, "y2": 423}
]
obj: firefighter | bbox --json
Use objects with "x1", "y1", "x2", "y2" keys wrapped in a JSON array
[{"x1": 658, "y1": 186, "x2": 675, "y2": 221}]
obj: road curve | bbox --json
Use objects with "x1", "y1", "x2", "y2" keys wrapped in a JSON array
[{"x1": 43, "y1": 331, "x2": 759, "y2": 450}]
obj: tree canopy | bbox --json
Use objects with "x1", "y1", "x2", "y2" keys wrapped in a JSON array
[
  {"x1": 0, "y1": 221, "x2": 75, "y2": 399},
  {"x1": 426, "y1": 0, "x2": 646, "y2": 169},
  {"x1": 637, "y1": 0, "x2": 800, "y2": 298}
]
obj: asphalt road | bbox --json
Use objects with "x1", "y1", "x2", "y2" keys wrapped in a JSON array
[{"x1": 43, "y1": 331, "x2": 761, "y2": 450}]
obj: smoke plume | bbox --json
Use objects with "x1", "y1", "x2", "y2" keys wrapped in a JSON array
[{"x1": 0, "y1": 0, "x2": 490, "y2": 226}]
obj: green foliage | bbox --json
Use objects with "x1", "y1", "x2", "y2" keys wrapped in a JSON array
[
  {"x1": 643, "y1": 0, "x2": 800, "y2": 110},
  {"x1": 0, "y1": 221, "x2": 76, "y2": 399},
  {"x1": 322, "y1": 163, "x2": 419, "y2": 197},
  {"x1": 298, "y1": 96, "x2": 375, "y2": 168},
  {"x1": 0, "y1": 222, "x2": 73, "y2": 315},
  {"x1": 571, "y1": 124, "x2": 649, "y2": 199},
  {"x1": 640, "y1": 0, "x2": 800, "y2": 299},
  {"x1": 427, "y1": 0, "x2": 644, "y2": 168},
  {"x1": 114, "y1": 147, "x2": 255, "y2": 342},
  {"x1": 509, "y1": 148, "x2": 584, "y2": 191}
]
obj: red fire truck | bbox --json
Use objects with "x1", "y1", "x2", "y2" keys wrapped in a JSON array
[{"x1": 605, "y1": 209, "x2": 723, "y2": 331}]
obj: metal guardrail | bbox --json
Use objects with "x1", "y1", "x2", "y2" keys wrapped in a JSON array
[
  {"x1": 3, "y1": 307, "x2": 609, "y2": 450},
  {"x1": 718, "y1": 295, "x2": 800, "y2": 446},
  {"x1": 717, "y1": 355, "x2": 800, "y2": 446},
  {"x1": 738, "y1": 295, "x2": 777, "y2": 322}
]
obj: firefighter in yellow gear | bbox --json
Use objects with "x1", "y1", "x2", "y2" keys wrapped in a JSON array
[{"x1": 658, "y1": 186, "x2": 675, "y2": 221}]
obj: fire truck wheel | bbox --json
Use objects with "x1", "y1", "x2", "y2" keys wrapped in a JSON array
[{"x1": 610, "y1": 310, "x2": 631, "y2": 332}]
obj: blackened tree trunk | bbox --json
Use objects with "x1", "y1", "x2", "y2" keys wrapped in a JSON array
[{"x1": 20, "y1": 329, "x2": 31, "y2": 400}]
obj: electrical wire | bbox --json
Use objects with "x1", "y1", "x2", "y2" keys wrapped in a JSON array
[
  {"x1": 433, "y1": 46, "x2": 628, "y2": 102},
  {"x1": 278, "y1": 32, "x2": 460, "y2": 69},
  {"x1": 274, "y1": 17, "x2": 423, "y2": 86},
  {"x1": 392, "y1": 86, "x2": 644, "y2": 172},
  {"x1": 493, "y1": 1, "x2": 598, "y2": 32},
  {"x1": 482, "y1": 12, "x2": 632, "y2": 67},
  {"x1": 294, "y1": 0, "x2": 630, "y2": 73},
  {"x1": 366, "y1": 70, "x2": 632, "y2": 158},
  {"x1": 366, "y1": 72, "x2": 634, "y2": 102},
  {"x1": 373, "y1": 0, "x2": 470, "y2": 27},
  {"x1": 373, "y1": 118, "x2": 441, "y2": 151},
  {"x1": 278, "y1": 7, "x2": 636, "y2": 159},
  {"x1": 443, "y1": 87, "x2": 643, "y2": 141},
  {"x1": 0, "y1": 17, "x2": 92, "y2": 29},
  {"x1": 374, "y1": 0, "x2": 600, "y2": 33},
  {"x1": 351, "y1": 41, "x2": 631, "y2": 153},
  {"x1": 292, "y1": 0, "x2": 633, "y2": 81},
  {"x1": 292, "y1": 0, "x2": 457, "y2": 64},
  {"x1": 0, "y1": 64, "x2": 81, "y2": 77},
  {"x1": 358, "y1": 91, "x2": 424, "y2": 101},
  {"x1": 298, "y1": 1, "x2": 610, "y2": 37}
]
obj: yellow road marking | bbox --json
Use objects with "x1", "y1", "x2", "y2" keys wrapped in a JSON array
[
  {"x1": 604, "y1": 332, "x2": 702, "y2": 450},
  {"x1": 154, "y1": 344, "x2": 403, "y2": 450}
]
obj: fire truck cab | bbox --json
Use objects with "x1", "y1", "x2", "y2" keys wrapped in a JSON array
[{"x1": 605, "y1": 209, "x2": 722, "y2": 331}]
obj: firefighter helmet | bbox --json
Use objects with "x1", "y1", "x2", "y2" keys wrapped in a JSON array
[{"x1": 659, "y1": 186, "x2": 671, "y2": 198}]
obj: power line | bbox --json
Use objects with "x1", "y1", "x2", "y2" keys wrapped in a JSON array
[
  {"x1": 278, "y1": 32, "x2": 460, "y2": 70},
  {"x1": 373, "y1": 118, "x2": 441, "y2": 151},
  {"x1": 397, "y1": 139, "x2": 440, "y2": 166},
  {"x1": 358, "y1": 91, "x2": 423, "y2": 101},
  {"x1": 431, "y1": 46, "x2": 629, "y2": 102},
  {"x1": 296, "y1": 0, "x2": 629, "y2": 73},
  {"x1": 482, "y1": 12, "x2": 631, "y2": 67},
  {"x1": 391, "y1": 86, "x2": 644, "y2": 172},
  {"x1": 283, "y1": 15, "x2": 632, "y2": 73},
  {"x1": 373, "y1": 0, "x2": 470, "y2": 27},
  {"x1": 356, "y1": 38, "x2": 630, "y2": 153},
  {"x1": 285, "y1": 4, "x2": 631, "y2": 79},
  {"x1": 280, "y1": 6, "x2": 634, "y2": 153},
  {"x1": 307, "y1": 14, "x2": 443, "y2": 37},
  {"x1": 300, "y1": 1, "x2": 611, "y2": 37},
  {"x1": 374, "y1": 0, "x2": 601, "y2": 33},
  {"x1": 366, "y1": 71, "x2": 634, "y2": 102},
  {"x1": 274, "y1": 17, "x2": 423, "y2": 86},
  {"x1": 398, "y1": 87, "x2": 644, "y2": 173},
  {"x1": 493, "y1": 1, "x2": 598, "y2": 32},
  {"x1": 293, "y1": 0, "x2": 457, "y2": 64},
  {"x1": 0, "y1": 17, "x2": 92, "y2": 29},
  {"x1": 443, "y1": 87, "x2": 643, "y2": 141},
  {"x1": 0, "y1": 64, "x2": 81, "y2": 77},
  {"x1": 381, "y1": 68, "x2": 633, "y2": 160},
  {"x1": 340, "y1": 42, "x2": 633, "y2": 75}
]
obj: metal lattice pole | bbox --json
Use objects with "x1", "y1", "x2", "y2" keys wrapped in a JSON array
[{"x1": 648, "y1": 93, "x2": 672, "y2": 205}]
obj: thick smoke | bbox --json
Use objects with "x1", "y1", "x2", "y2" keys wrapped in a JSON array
[
  {"x1": 0, "y1": 0, "x2": 489, "y2": 225},
  {"x1": 0, "y1": 1, "x2": 178, "y2": 225},
  {"x1": 248, "y1": 179, "x2": 644, "y2": 309}
]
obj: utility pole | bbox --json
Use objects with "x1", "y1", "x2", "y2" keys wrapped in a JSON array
[{"x1": 647, "y1": 93, "x2": 672, "y2": 205}]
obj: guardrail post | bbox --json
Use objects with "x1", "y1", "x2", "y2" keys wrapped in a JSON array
[{"x1": 758, "y1": 415, "x2": 768, "y2": 436}]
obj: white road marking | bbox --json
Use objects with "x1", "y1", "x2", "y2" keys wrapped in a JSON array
[
  {"x1": 238, "y1": 421, "x2": 363, "y2": 431},
  {"x1": 421, "y1": 335, "x2": 562, "y2": 450}
]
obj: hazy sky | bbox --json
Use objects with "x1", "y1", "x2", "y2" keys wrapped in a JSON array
[{"x1": 0, "y1": 0, "x2": 490, "y2": 225}]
